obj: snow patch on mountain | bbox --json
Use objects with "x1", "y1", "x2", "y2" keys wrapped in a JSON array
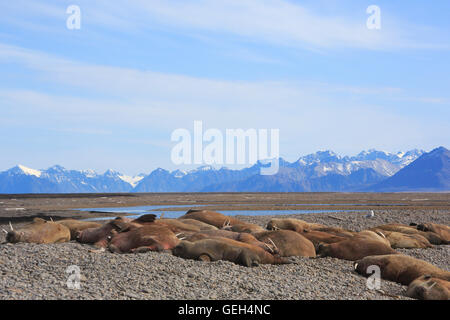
[
  {"x1": 17, "y1": 165, "x2": 42, "y2": 177},
  {"x1": 118, "y1": 174, "x2": 144, "y2": 187}
]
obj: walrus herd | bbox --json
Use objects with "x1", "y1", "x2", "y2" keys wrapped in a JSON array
[{"x1": 2, "y1": 209, "x2": 449, "y2": 300}]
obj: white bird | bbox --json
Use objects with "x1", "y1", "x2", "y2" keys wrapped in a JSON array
[{"x1": 366, "y1": 210, "x2": 375, "y2": 218}]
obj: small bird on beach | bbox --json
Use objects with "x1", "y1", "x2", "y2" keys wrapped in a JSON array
[{"x1": 366, "y1": 210, "x2": 375, "y2": 218}]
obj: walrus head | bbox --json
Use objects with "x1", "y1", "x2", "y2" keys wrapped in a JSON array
[
  {"x1": 316, "y1": 242, "x2": 329, "y2": 256},
  {"x1": 5, "y1": 222, "x2": 22, "y2": 243},
  {"x1": 266, "y1": 220, "x2": 280, "y2": 231},
  {"x1": 6, "y1": 230, "x2": 24, "y2": 243},
  {"x1": 416, "y1": 224, "x2": 430, "y2": 232}
]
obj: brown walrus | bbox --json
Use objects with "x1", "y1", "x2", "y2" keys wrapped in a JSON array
[
  {"x1": 108, "y1": 223, "x2": 180, "y2": 253},
  {"x1": 75, "y1": 217, "x2": 132, "y2": 248},
  {"x1": 253, "y1": 230, "x2": 316, "y2": 257},
  {"x1": 180, "y1": 209, "x2": 247, "y2": 228},
  {"x1": 372, "y1": 224, "x2": 445, "y2": 245},
  {"x1": 354, "y1": 254, "x2": 450, "y2": 285},
  {"x1": 222, "y1": 222, "x2": 266, "y2": 234},
  {"x1": 355, "y1": 230, "x2": 391, "y2": 247},
  {"x1": 371, "y1": 229, "x2": 433, "y2": 249},
  {"x1": 406, "y1": 275, "x2": 450, "y2": 300},
  {"x1": 300, "y1": 230, "x2": 347, "y2": 248},
  {"x1": 312, "y1": 226, "x2": 355, "y2": 238},
  {"x1": 412, "y1": 223, "x2": 450, "y2": 243},
  {"x1": 155, "y1": 218, "x2": 204, "y2": 233},
  {"x1": 56, "y1": 219, "x2": 102, "y2": 240},
  {"x1": 317, "y1": 238, "x2": 397, "y2": 261},
  {"x1": 184, "y1": 230, "x2": 276, "y2": 253},
  {"x1": 172, "y1": 238, "x2": 291, "y2": 267},
  {"x1": 175, "y1": 218, "x2": 218, "y2": 231},
  {"x1": 6, "y1": 218, "x2": 71, "y2": 244},
  {"x1": 266, "y1": 218, "x2": 326, "y2": 233}
]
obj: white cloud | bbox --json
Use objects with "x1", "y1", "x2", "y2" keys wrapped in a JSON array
[
  {"x1": 1, "y1": 0, "x2": 447, "y2": 51},
  {"x1": 0, "y1": 42, "x2": 448, "y2": 172}
]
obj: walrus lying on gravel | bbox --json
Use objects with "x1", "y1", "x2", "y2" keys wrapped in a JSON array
[
  {"x1": 253, "y1": 230, "x2": 316, "y2": 257},
  {"x1": 184, "y1": 230, "x2": 276, "y2": 253},
  {"x1": 406, "y1": 275, "x2": 450, "y2": 300},
  {"x1": 371, "y1": 229, "x2": 433, "y2": 249},
  {"x1": 300, "y1": 230, "x2": 347, "y2": 247},
  {"x1": 355, "y1": 230, "x2": 391, "y2": 247},
  {"x1": 372, "y1": 224, "x2": 446, "y2": 245},
  {"x1": 5, "y1": 218, "x2": 71, "y2": 244},
  {"x1": 313, "y1": 227, "x2": 355, "y2": 238},
  {"x1": 354, "y1": 254, "x2": 450, "y2": 285},
  {"x1": 266, "y1": 218, "x2": 326, "y2": 233},
  {"x1": 155, "y1": 218, "x2": 205, "y2": 233},
  {"x1": 411, "y1": 223, "x2": 450, "y2": 243},
  {"x1": 172, "y1": 238, "x2": 292, "y2": 267},
  {"x1": 221, "y1": 222, "x2": 266, "y2": 234},
  {"x1": 108, "y1": 224, "x2": 180, "y2": 253},
  {"x1": 317, "y1": 238, "x2": 397, "y2": 261},
  {"x1": 173, "y1": 218, "x2": 218, "y2": 231},
  {"x1": 75, "y1": 217, "x2": 132, "y2": 248},
  {"x1": 179, "y1": 209, "x2": 262, "y2": 233},
  {"x1": 56, "y1": 219, "x2": 102, "y2": 240}
]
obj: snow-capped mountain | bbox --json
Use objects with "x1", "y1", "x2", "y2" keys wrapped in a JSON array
[
  {"x1": 0, "y1": 165, "x2": 145, "y2": 193},
  {"x1": 0, "y1": 148, "x2": 432, "y2": 193},
  {"x1": 134, "y1": 149, "x2": 427, "y2": 192}
]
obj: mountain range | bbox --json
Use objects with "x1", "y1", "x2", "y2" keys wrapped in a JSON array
[{"x1": 0, "y1": 147, "x2": 448, "y2": 193}]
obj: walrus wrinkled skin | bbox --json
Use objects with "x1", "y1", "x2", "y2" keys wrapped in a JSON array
[
  {"x1": 184, "y1": 230, "x2": 275, "y2": 253},
  {"x1": 317, "y1": 238, "x2": 397, "y2": 261},
  {"x1": 406, "y1": 275, "x2": 450, "y2": 300},
  {"x1": 354, "y1": 254, "x2": 450, "y2": 285},
  {"x1": 6, "y1": 218, "x2": 71, "y2": 244},
  {"x1": 412, "y1": 223, "x2": 450, "y2": 243},
  {"x1": 222, "y1": 223, "x2": 266, "y2": 234},
  {"x1": 266, "y1": 218, "x2": 326, "y2": 233},
  {"x1": 56, "y1": 219, "x2": 102, "y2": 240},
  {"x1": 172, "y1": 238, "x2": 291, "y2": 267},
  {"x1": 179, "y1": 209, "x2": 261, "y2": 233},
  {"x1": 371, "y1": 229, "x2": 432, "y2": 249},
  {"x1": 313, "y1": 227, "x2": 355, "y2": 238},
  {"x1": 155, "y1": 218, "x2": 204, "y2": 233},
  {"x1": 254, "y1": 230, "x2": 316, "y2": 257},
  {"x1": 108, "y1": 224, "x2": 180, "y2": 253},
  {"x1": 372, "y1": 224, "x2": 445, "y2": 245},
  {"x1": 75, "y1": 217, "x2": 132, "y2": 248},
  {"x1": 300, "y1": 230, "x2": 347, "y2": 248},
  {"x1": 355, "y1": 230, "x2": 391, "y2": 247},
  {"x1": 174, "y1": 218, "x2": 218, "y2": 231}
]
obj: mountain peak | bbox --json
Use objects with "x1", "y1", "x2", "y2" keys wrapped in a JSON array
[
  {"x1": 46, "y1": 165, "x2": 66, "y2": 172},
  {"x1": 369, "y1": 146, "x2": 449, "y2": 191},
  {"x1": 16, "y1": 165, "x2": 42, "y2": 177}
]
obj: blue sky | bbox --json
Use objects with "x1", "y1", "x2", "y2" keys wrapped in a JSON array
[{"x1": 0, "y1": 0, "x2": 449, "y2": 175}]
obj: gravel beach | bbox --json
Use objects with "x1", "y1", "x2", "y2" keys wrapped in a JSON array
[{"x1": 0, "y1": 208, "x2": 448, "y2": 300}]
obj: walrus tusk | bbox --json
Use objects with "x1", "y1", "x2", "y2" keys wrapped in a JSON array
[
  {"x1": 1, "y1": 229, "x2": 8, "y2": 234},
  {"x1": 263, "y1": 242, "x2": 274, "y2": 253},
  {"x1": 428, "y1": 282, "x2": 437, "y2": 289},
  {"x1": 267, "y1": 238, "x2": 278, "y2": 253},
  {"x1": 222, "y1": 220, "x2": 231, "y2": 228},
  {"x1": 50, "y1": 217, "x2": 53, "y2": 222},
  {"x1": 9, "y1": 222, "x2": 13, "y2": 231},
  {"x1": 175, "y1": 233, "x2": 185, "y2": 238},
  {"x1": 354, "y1": 263, "x2": 358, "y2": 270},
  {"x1": 89, "y1": 247, "x2": 105, "y2": 253}
]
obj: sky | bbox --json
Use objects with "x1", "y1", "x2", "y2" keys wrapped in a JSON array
[{"x1": 0, "y1": 0, "x2": 449, "y2": 175}]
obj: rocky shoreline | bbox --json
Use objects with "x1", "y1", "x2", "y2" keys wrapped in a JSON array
[{"x1": 0, "y1": 209, "x2": 448, "y2": 300}]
